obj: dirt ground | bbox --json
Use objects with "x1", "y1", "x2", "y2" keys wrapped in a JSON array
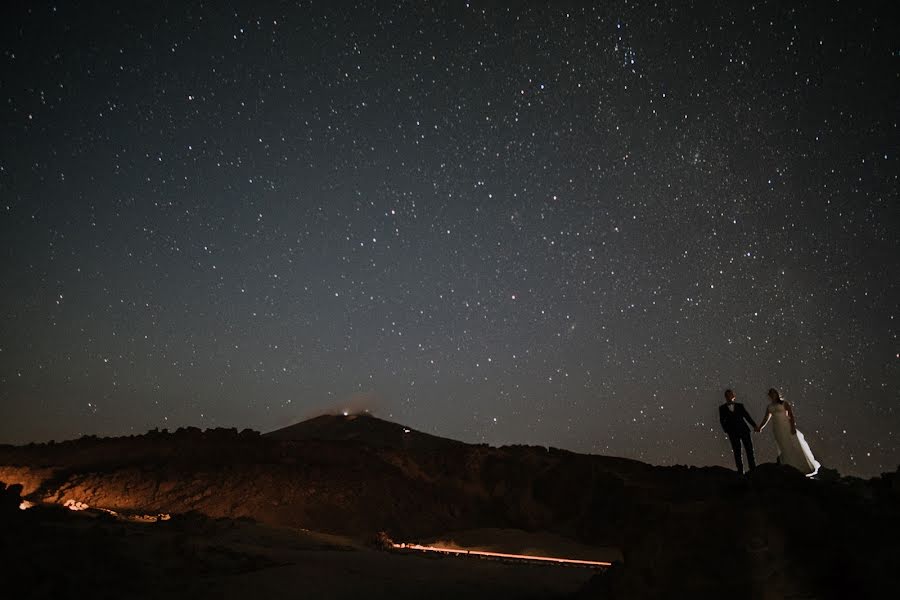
[
  {"x1": 174, "y1": 521, "x2": 600, "y2": 599},
  {"x1": 207, "y1": 546, "x2": 596, "y2": 599},
  {"x1": 6, "y1": 508, "x2": 600, "y2": 599}
]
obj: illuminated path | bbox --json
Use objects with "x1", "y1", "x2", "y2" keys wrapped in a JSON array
[
  {"x1": 392, "y1": 543, "x2": 612, "y2": 567},
  {"x1": 24, "y1": 497, "x2": 611, "y2": 567}
]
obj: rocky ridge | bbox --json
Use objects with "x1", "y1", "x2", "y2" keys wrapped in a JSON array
[{"x1": 1, "y1": 415, "x2": 898, "y2": 598}]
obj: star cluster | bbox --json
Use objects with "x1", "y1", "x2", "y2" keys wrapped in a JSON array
[{"x1": 1, "y1": 2, "x2": 896, "y2": 476}]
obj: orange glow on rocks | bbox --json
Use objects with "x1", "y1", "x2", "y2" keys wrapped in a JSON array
[{"x1": 63, "y1": 499, "x2": 89, "y2": 511}]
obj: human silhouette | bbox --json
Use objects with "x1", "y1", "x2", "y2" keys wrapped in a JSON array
[
  {"x1": 756, "y1": 387, "x2": 820, "y2": 476},
  {"x1": 718, "y1": 389, "x2": 758, "y2": 474}
]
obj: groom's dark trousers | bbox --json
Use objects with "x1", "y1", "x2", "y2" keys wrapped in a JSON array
[{"x1": 719, "y1": 402, "x2": 756, "y2": 474}]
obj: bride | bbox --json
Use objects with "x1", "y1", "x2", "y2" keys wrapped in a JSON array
[{"x1": 756, "y1": 388, "x2": 820, "y2": 476}]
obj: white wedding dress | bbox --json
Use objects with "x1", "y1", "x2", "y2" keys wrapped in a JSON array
[{"x1": 767, "y1": 402, "x2": 820, "y2": 476}]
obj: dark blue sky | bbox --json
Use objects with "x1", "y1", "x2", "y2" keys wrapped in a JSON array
[{"x1": 1, "y1": 1, "x2": 896, "y2": 476}]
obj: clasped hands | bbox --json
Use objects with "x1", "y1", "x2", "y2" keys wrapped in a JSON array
[{"x1": 753, "y1": 425, "x2": 796, "y2": 435}]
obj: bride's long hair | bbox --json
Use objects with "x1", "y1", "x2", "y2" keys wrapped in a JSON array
[{"x1": 768, "y1": 388, "x2": 784, "y2": 404}]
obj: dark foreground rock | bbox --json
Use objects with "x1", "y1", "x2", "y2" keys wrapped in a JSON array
[{"x1": 1, "y1": 420, "x2": 898, "y2": 598}]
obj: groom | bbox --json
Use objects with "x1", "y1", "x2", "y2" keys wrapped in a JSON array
[{"x1": 719, "y1": 389, "x2": 758, "y2": 474}]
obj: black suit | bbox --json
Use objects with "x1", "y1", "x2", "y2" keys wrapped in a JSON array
[{"x1": 719, "y1": 402, "x2": 757, "y2": 473}]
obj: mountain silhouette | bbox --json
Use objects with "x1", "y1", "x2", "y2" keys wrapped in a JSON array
[{"x1": 264, "y1": 413, "x2": 465, "y2": 451}]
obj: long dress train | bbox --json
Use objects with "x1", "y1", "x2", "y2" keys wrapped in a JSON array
[{"x1": 767, "y1": 402, "x2": 820, "y2": 476}]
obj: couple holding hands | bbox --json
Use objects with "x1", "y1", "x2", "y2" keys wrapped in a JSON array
[{"x1": 719, "y1": 388, "x2": 820, "y2": 476}]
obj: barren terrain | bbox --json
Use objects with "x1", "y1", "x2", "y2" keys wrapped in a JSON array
[{"x1": 2, "y1": 414, "x2": 898, "y2": 598}]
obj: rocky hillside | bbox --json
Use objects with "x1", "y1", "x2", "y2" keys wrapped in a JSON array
[{"x1": 1, "y1": 417, "x2": 898, "y2": 598}]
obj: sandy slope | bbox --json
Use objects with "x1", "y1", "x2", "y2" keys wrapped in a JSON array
[
  {"x1": 207, "y1": 544, "x2": 595, "y2": 600},
  {"x1": 4, "y1": 506, "x2": 595, "y2": 600}
]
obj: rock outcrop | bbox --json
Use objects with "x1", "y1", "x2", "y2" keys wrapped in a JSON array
[{"x1": 1, "y1": 417, "x2": 897, "y2": 598}]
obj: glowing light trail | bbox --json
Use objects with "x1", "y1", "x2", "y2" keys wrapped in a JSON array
[{"x1": 392, "y1": 543, "x2": 612, "y2": 567}]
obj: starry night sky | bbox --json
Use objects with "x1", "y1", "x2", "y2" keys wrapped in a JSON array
[{"x1": 1, "y1": 2, "x2": 897, "y2": 477}]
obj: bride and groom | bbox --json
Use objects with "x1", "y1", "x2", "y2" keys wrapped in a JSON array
[{"x1": 719, "y1": 388, "x2": 820, "y2": 476}]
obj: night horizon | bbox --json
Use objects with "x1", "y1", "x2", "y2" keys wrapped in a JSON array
[{"x1": 1, "y1": 1, "x2": 897, "y2": 478}]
